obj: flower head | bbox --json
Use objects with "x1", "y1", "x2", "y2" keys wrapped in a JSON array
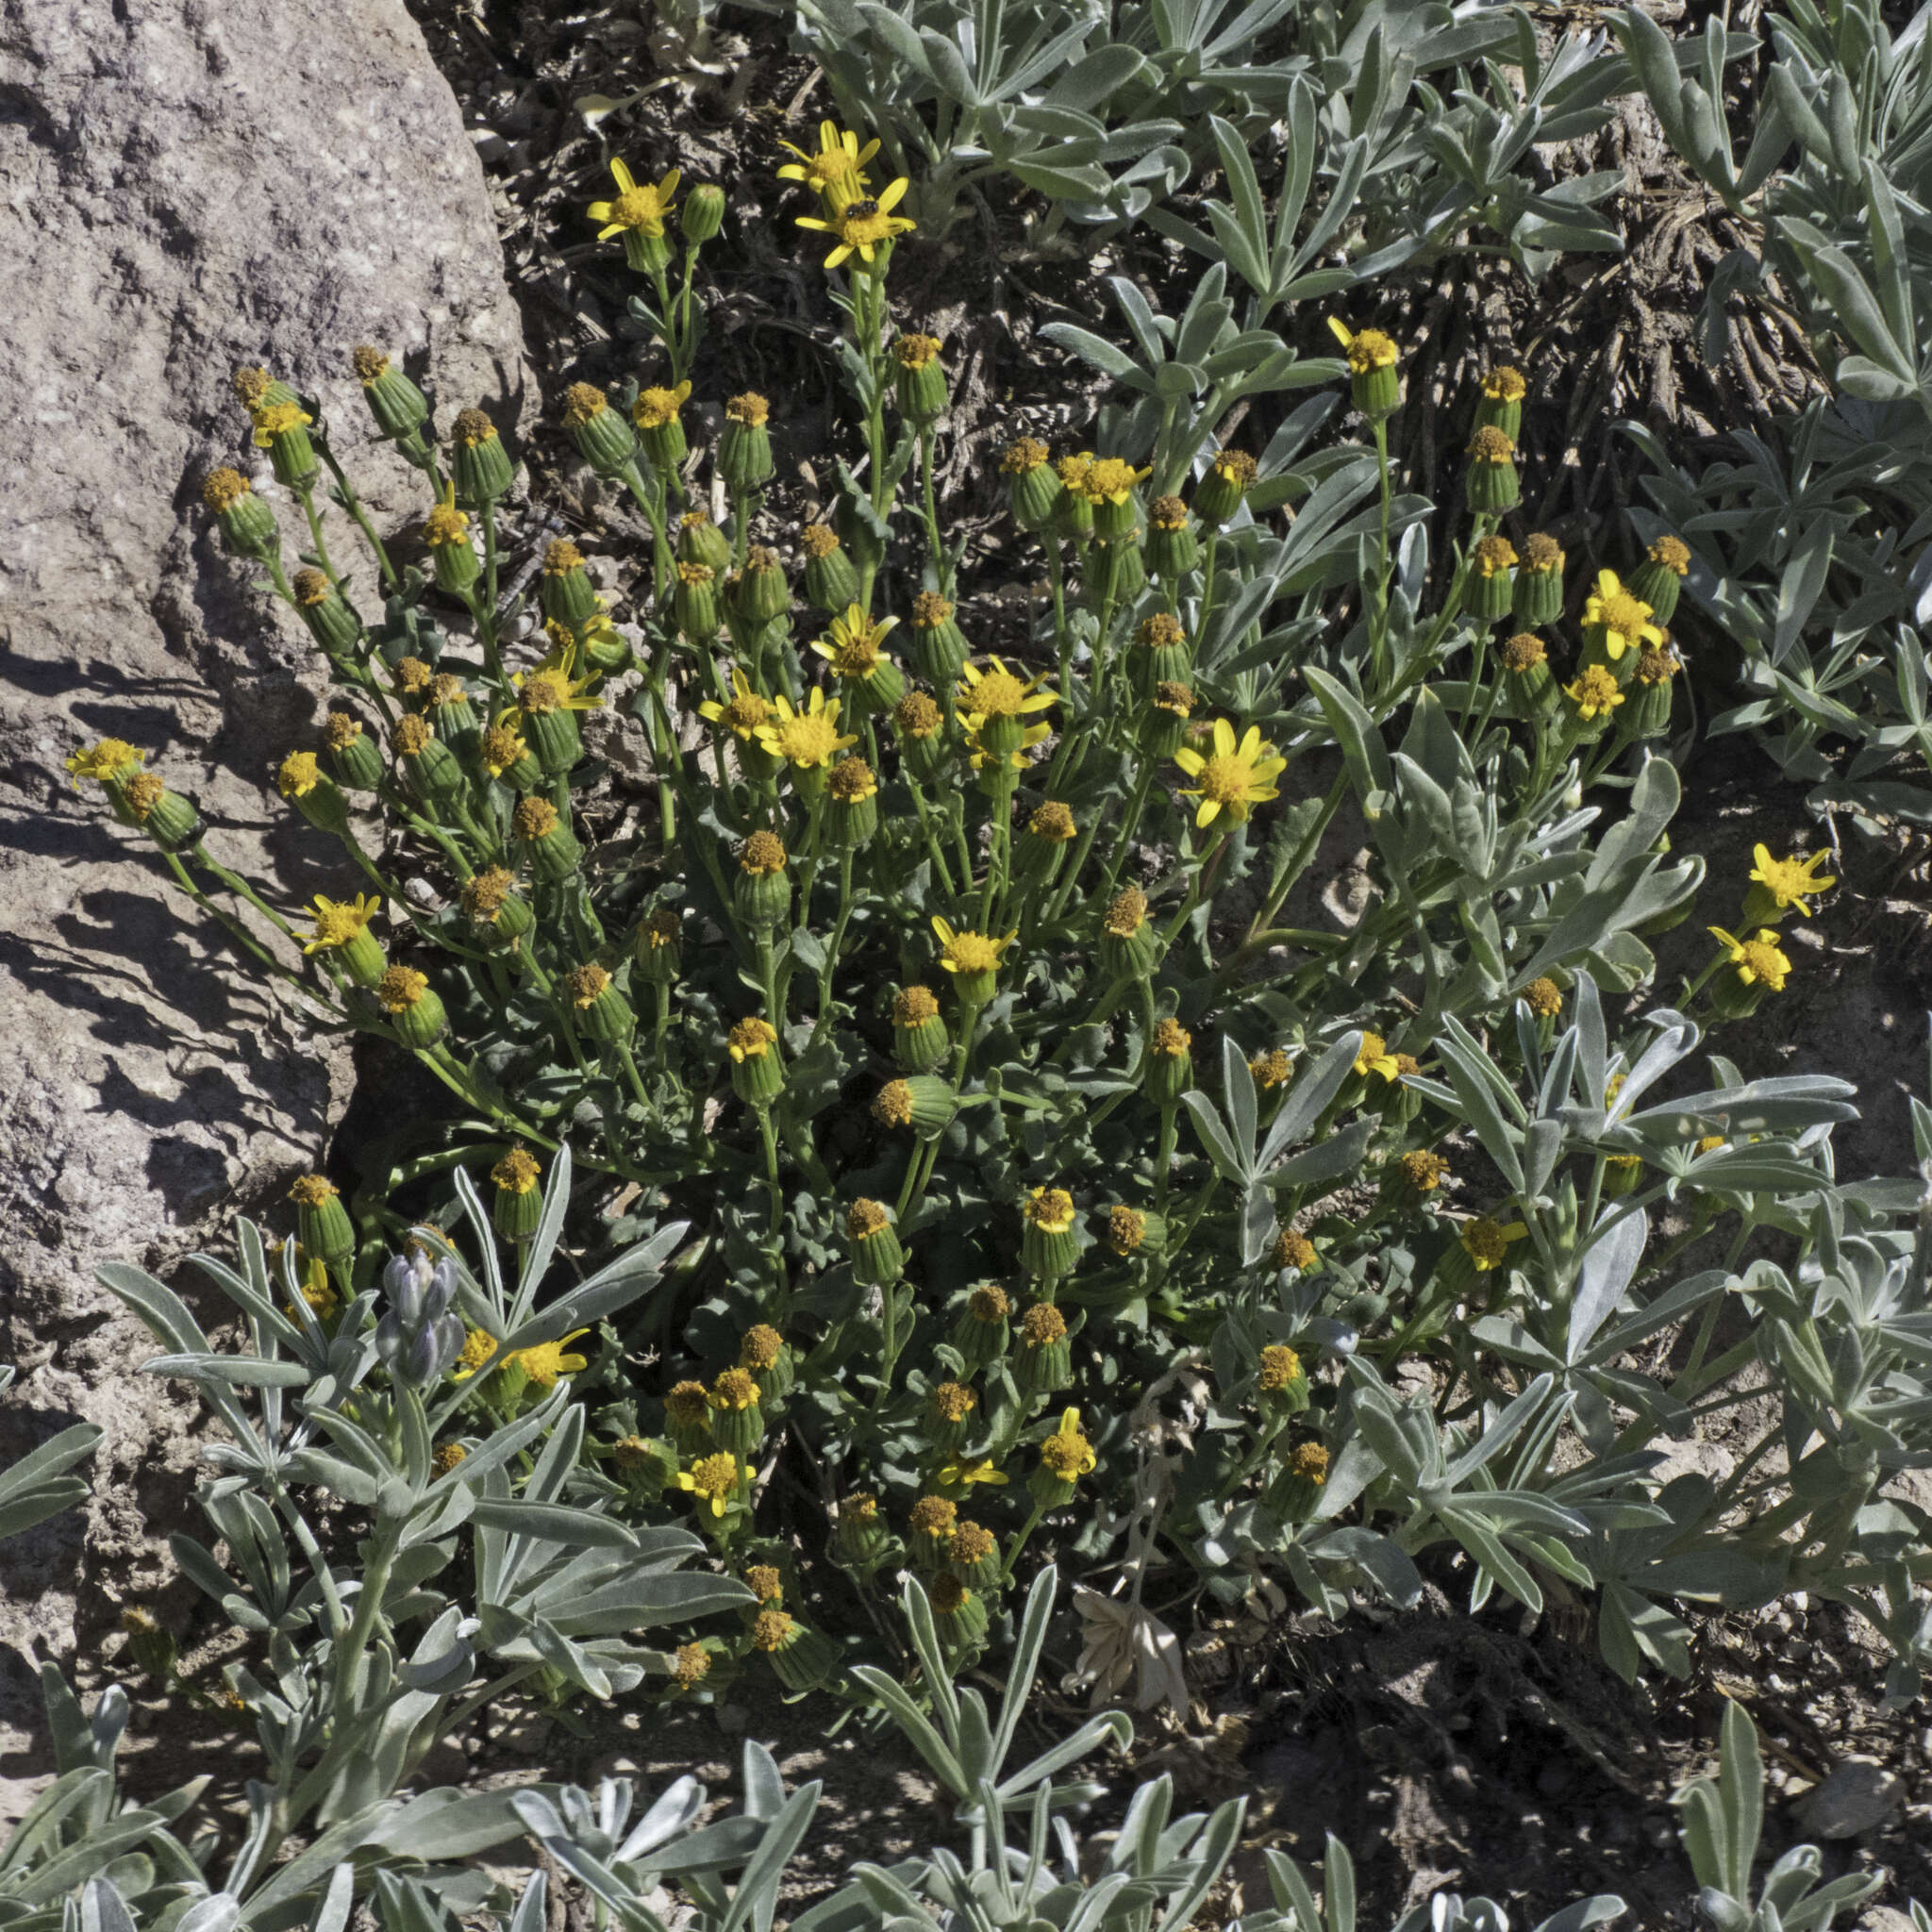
[
  {"x1": 712, "y1": 1368, "x2": 759, "y2": 1412},
  {"x1": 492, "y1": 1147, "x2": 541, "y2": 1195},
  {"x1": 1039, "y1": 1407, "x2": 1097, "y2": 1480},
  {"x1": 1748, "y1": 844, "x2": 1836, "y2": 915},
  {"x1": 1258, "y1": 1343, "x2": 1302, "y2": 1391},
  {"x1": 895, "y1": 985, "x2": 941, "y2": 1027},
  {"x1": 66, "y1": 740, "x2": 142, "y2": 788},
  {"x1": 1070, "y1": 457, "x2": 1151, "y2": 506},
  {"x1": 1028, "y1": 801, "x2": 1076, "y2": 842},
  {"x1": 1274, "y1": 1228, "x2": 1317, "y2": 1271},
  {"x1": 1565, "y1": 665, "x2": 1624, "y2": 722},
  {"x1": 957, "y1": 657, "x2": 1056, "y2": 726},
  {"x1": 376, "y1": 966, "x2": 429, "y2": 1014},
  {"x1": 1250, "y1": 1048, "x2": 1292, "y2": 1090},
  {"x1": 909, "y1": 1495, "x2": 958, "y2": 1538},
  {"x1": 796, "y1": 181, "x2": 914, "y2": 268},
  {"x1": 1355, "y1": 1030, "x2": 1400, "y2": 1081},
  {"x1": 754, "y1": 687, "x2": 857, "y2": 769},
  {"x1": 827, "y1": 756, "x2": 877, "y2": 804},
  {"x1": 633, "y1": 379, "x2": 691, "y2": 429},
  {"x1": 1524, "y1": 976, "x2": 1563, "y2": 1018},
  {"x1": 932, "y1": 916, "x2": 1016, "y2": 978},
  {"x1": 1709, "y1": 925, "x2": 1792, "y2": 991},
  {"x1": 299, "y1": 892, "x2": 380, "y2": 955},
  {"x1": 1467, "y1": 425, "x2": 1515, "y2": 465},
  {"x1": 894, "y1": 691, "x2": 943, "y2": 742},
  {"x1": 699, "y1": 666, "x2": 773, "y2": 742},
  {"x1": 1021, "y1": 1303, "x2": 1068, "y2": 1346},
  {"x1": 1104, "y1": 888, "x2": 1147, "y2": 938},
  {"x1": 728, "y1": 1016, "x2": 779, "y2": 1062},
  {"x1": 1474, "y1": 535, "x2": 1518, "y2": 577},
  {"x1": 1580, "y1": 569, "x2": 1664, "y2": 659},
  {"x1": 1400, "y1": 1150, "x2": 1449, "y2": 1191},
  {"x1": 674, "y1": 1642, "x2": 712, "y2": 1687},
  {"x1": 776, "y1": 120, "x2": 881, "y2": 208},
  {"x1": 1502, "y1": 632, "x2": 1546, "y2": 674},
  {"x1": 1327, "y1": 319, "x2": 1399, "y2": 372},
  {"x1": 1108, "y1": 1205, "x2": 1146, "y2": 1254},
  {"x1": 968, "y1": 1284, "x2": 1009, "y2": 1324},
  {"x1": 725, "y1": 392, "x2": 770, "y2": 427},
  {"x1": 1023, "y1": 1187, "x2": 1076, "y2": 1234},
  {"x1": 1460, "y1": 1217, "x2": 1527, "y2": 1270},
  {"x1": 1172, "y1": 718, "x2": 1287, "y2": 827},
  {"x1": 588, "y1": 158, "x2": 680, "y2": 239},
  {"x1": 740, "y1": 830, "x2": 787, "y2": 875},
  {"x1": 677, "y1": 1451, "x2": 741, "y2": 1516},
  {"x1": 846, "y1": 1198, "x2": 891, "y2": 1241},
  {"x1": 504, "y1": 1329, "x2": 591, "y2": 1389},
  {"x1": 1483, "y1": 366, "x2": 1527, "y2": 403},
  {"x1": 1648, "y1": 535, "x2": 1691, "y2": 575},
  {"x1": 895, "y1": 333, "x2": 941, "y2": 369},
  {"x1": 1002, "y1": 438, "x2": 1051, "y2": 475},
  {"x1": 814, "y1": 604, "x2": 898, "y2": 679},
  {"x1": 741, "y1": 1324, "x2": 784, "y2": 1371},
  {"x1": 251, "y1": 400, "x2": 313, "y2": 446}
]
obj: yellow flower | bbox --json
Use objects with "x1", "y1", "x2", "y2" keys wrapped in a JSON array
[
  {"x1": 1579, "y1": 570, "x2": 1664, "y2": 660},
  {"x1": 454, "y1": 1329, "x2": 501, "y2": 1380},
  {"x1": 1172, "y1": 718, "x2": 1287, "y2": 827},
  {"x1": 936, "y1": 1457, "x2": 1009, "y2": 1490},
  {"x1": 931, "y1": 916, "x2": 1016, "y2": 977},
  {"x1": 966, "y1": 721, "x2": 1052, "y2": 771},
  {"x1": 1564, "y1": 665, "x2": 1624, "y2": 722},
  {"x1": 1459, "y1": 1217, "x2": 1527, "y2": 1271},
  {"x1": 492, "y1": 1147, "x2": 541, "y2": 1194},
  {"x1": 633, "y1": 379, "x2": 691, "y2": 429},
  {"x1": 796, "y1": 178, "x2": 914, "y2": 269},
  {"x1": 1326, "y1": 318, "x2": 1399, "y2": 372},
  {"x1": 276, "y1": 751, "x2": 323, "y2": 798},
  {"x1": 813, "y1": 605, "x2": 899, "y2": 679},
  {"x1": 1748, "y1": 843, "x2": 1836, "y2": 915},
  {"x1": 250, "y1": 400, "x2": 313, "y2": 446},
  {"x1": 1709, "y1": 925, "x2": 1792, "y2": 992},
  {"x1": 677, "y1": 1451, "x2": 742, "y2": 1517},
  {"x1": 1039, "y1": 1407, "x2": 1098, "y2": 1480},
  {"x1": 588, "y1": 158, "x2": 680, "y2": 239},
  {"x1": 65, "y1": 740, "x2": 142, "y2": 788},
  {"x1": 728, "y1": 1017, "x2": 779, "y2": 1062},
  {"x1": 1070, "y1": 456, "x2": 1152, "y2": 505},
  {"x1": 298, "y1": 892, "x2": 380, "y2": 955},
  {"x1": 1354, "y1": 1030, "x2": 1400, "y2": 1081},
  {"x1": 956, "y1": 657, "x2": 1057, "y2": 727},
  {"x1": 1024, "y1": 1187, "x2": 1076, "y2": 1234},
  {"x1": 753, "y1": 688, "x2": 858, "y2": 769},
  {"x1": 512, "y1": 638, "x2": 603, "y2": 715},
  {"x1": 503, "y1": 1329, "x2": 591, "y2": 1389},
  {"x1": 775, "y1": 119, "x2": 881, "y2": 209},
  {"x1": 698, "y1": 666, "x2": 773, "y2": 741}
]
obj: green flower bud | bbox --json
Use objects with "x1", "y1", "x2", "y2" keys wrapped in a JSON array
[
  {"x1": 891, "y1": 983, "x2": 951, "y2": 1074},
  {"x1": 541, "y1": 539, "x2": 601, "y2": 627},
  {"x1": 734, "y1": 546, "x2": 791, "y2": 625},
  {"x1": 719, "y1": 392, "x2": 774, "y2": 494},
  {"x1": 424, "y1": 491, "x2": 479, "y2": 592},
  {"x1": 1099, "y1": 888, "x2": 1163, "y2": 980},
  {"x1": 1331, "y1": 322, "x2": 1402, "y2": 419},
  {"x1": 1019, "y1": 1191, "x2": 1079, "y2": 1284},
  {"x1": 252, "y1": 400, "x2": 319, "y2": 489},
  {"x1": 202, "y1": 468, "x2": 279, "y2": 559},
  {"x1": 907, "y1": 591, "x2": 969, "y2": 686},
  {"x1": 708, "y1": 1369, "x2": 764, "y2": 1458},
  {"x1": 462, "y1": 867, "x2": 535, "y2": 947},
  {"x1": 562, "y1": 383, "x2": 639, "y2": 478},
  {"x1": 1027, "y1": 1408, "x2": 1095, "y2": 1507},
  {"x1": 512, "y1": 795, "x2": 582, "y2": 880},
  {"x1": 682, "y1": 183, "x2": 726, "y2": 242},
  {"x1": 1255, "y1": 1342, "x2": 1311, "y2": 1419},
  {"x1": 1474, "y1": 365, "x2": 1525, "y2": 444},
  {"x1": 1141, "y1": 680, "x2": 1195, "y2": 758},
  {"x1": 391, "y1": 715, "x2": 466, "y2": 807},
  {"x1": 1191, "y1": 447, "x2": 1257, "y2": 525},
  {"x1": 1001, "y1": 438, "x2": 1063, "y2": 531},
  {"x1": 824, "y1": 756, "x2": 879, "y2": 849},
  {"x1": 426, "y1": 675, "x2": 482, "y2": 763},
  {"x1": 846, "y1": 1198, "x2": 905, "y2": 1288},
  {"x1": 733, "y1": 831, "x2": 791, "y2": 930},
  {"x1": 118, "y1": 771, "x2": 203, "y2": 852},
  {"x1": 1465, "y1": 426, "x2": 1520, "y2": 514},
  {"x1": 1513, "y1": 533, "x2": 1565, "y2": 627},
  {"x1": 488, "y1": 1147, "x2": 544, "y2": 1241},
  {"x1": 739, "y1": 1323, "x2": 793, "y2": 1401},
  {"x1": 276, "y1": 752, "x2": 351, "y2": 836},
  {"x1": 728, "y1": 1017, "x2": 785, "y2": 1105},
  {"x1": 951, "y1": 1284, "x2": 1010, "y2": 1373},
  {"x1": 289, "y1": 1173, "x2": 356, "y2": 1266},
  {"x1": 674, "y1": 561, "x2": 720, "y2": 643},
  {"x1": 1128, "y1": 611, "x2": 1191, "y2": 702},
  {"x1": 676, "y1": 508, "x2": 731, "y2": 573},
  {"x1": 1469, "y1": 536, "x2": 1517, "y2": 625},
  {"x1": 352, "y1": 346, "x2": 430, "y2": 443},
  {"x1": 632, "y1": 382, "x2": 691, "y2": 475},
  {"x1": 566, "y1": 962, "x2": 634, "y2": 1046},
  {"x1": 633, "y1": 906, "x2": 682, "y2": 985},
  {"x1": 1628, "y1": 535, "x2": 1690, "y2": 624},
  {"x1": 322, "y1": 713, "x2": 383, "y2": 791},
  {"x1": 752, "y1": 1610, "x2": 840, "y2": 1693},
  {"x1": 926, "y1": 1572, "x2": 989, "y2": 1651},
  {"x1": 834, "y1": 1491, "x2": 889, "y2": 1569},
  {"x1": 451, "y1": 408, "x2": 515, "y2": 505},
  {"x1": 800, "y1": 523, "x2": 860, "y2": 610},
  {"x1": 1268, "y1": 1440, "x2": 1329, "y2": 1523},
  {"x1": 378, "y1": 965, "x2": 448, "y2": 1048},
  {"x1": 1144, "y1": 496, "x2": 1201, "y2": 577},
  {"x1": 872, "y1": 1074, "x2": 958, "y2": 1141},
  {"x1": 892, "y1": 334, "x2": 948, "y2": 425},
  {"x1": 945, "y1": 1521, "x2": 1003, "y2": 1592},
  {"x1": 1145, "y1": 1018, "x2": 1193, "y2": 1107},
  {"x1": 291, "y1": 568, "x2": 363, "y2": 658}
]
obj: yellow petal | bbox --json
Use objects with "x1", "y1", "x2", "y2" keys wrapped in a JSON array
[{"x1": 610, "y1": 157, "x2": 636, "y2": 193}]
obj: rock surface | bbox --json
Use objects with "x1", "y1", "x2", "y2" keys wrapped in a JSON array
[{"x1": 0, "y1": 0, "x2": 527, "y2": 1779}]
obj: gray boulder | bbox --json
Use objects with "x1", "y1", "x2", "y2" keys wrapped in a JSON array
[{"x1": 0, "y1": 0, "x2": 526, "y2": 1777}]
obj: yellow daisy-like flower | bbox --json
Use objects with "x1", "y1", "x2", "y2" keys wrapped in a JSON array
[
  {"x1": 1354, "y1": 1029, "x2": 1400, "y2": 1081},
  {"x1": 1748, "y1": 843, "x2": 1836, "y2": 915},
  {"x1": 65, "y1": 740, "x2": 143, "y2": 788},
  {"x1": 935, "y1": 1457, "x2": 1009, "y2": 1490},
  {"x1": 633, "y1": 379, "x2": 691, "y2": 429},
  {"x1": 1565, "y1": 665, "x2": 1624, "y2": 722},
  {"x1": 677, "y1": 1451, "x2": 743, "y2": 1517},
  {"x1": 728, "y1": 1017, "x2": 779, "y2": 1062},
  {"x1": 931, "y1": 916, "x2": 1016, "y2": 977},
  {"x1": 298, "y1": 892, "x2": 380, "y2": 955},
  {"x1": 454, "y1": 1328, "x2": 500, "y2": 1380},
  {"x1": 1580, "y1": 569, "x2": 1665, "y2": 660},
  {"x1": 1039, "y1": 1407, "x2": 1098, "y2": 1480},
  {"x1": 698, "y1": 667, "x2": 773, "y2": 742},
  {"x1": 1459, "y1": 1217, "x2": 1527, "y2": 1271},
  {"x1": 1070, "y1": 456, "x2": 1152, "y2": 506},
  {"x1": 1172, "y1": 718, "x2": 1287, "y2": 827},
  {"x1": 1326, "y1": 318, "x2": 1399, "y2": 372},
  {"x1": 512, "y1": 638, "x2": 603, "y2": 715},
  {"x1": 813, "y1": 604, "x2": 899, "y2": 679},
  {"x1": 503, "y1": 1329, "x2": 591, "y2": 1389},
  {"x1": 753, "y1": 687, "x2": 858, "y2": 770},
  {"x1": 956, "y1": 657, "x2": 1056, "y2": 727},
  {"x1": 796, "y1": 177, "x2": 915, "y2": 270},
  {"x1": 1709, "y1": 925, "x2": 1793, "y2": 992},
  {"x1": 250, "y1": 400, "x2": 313, "y2": 446},
  {"x1": 588, "y1": 158, "x2": 680, "y2": 239},
  {"x1": 775, "y1": 120, "x2": 881, "y2": 209}
]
